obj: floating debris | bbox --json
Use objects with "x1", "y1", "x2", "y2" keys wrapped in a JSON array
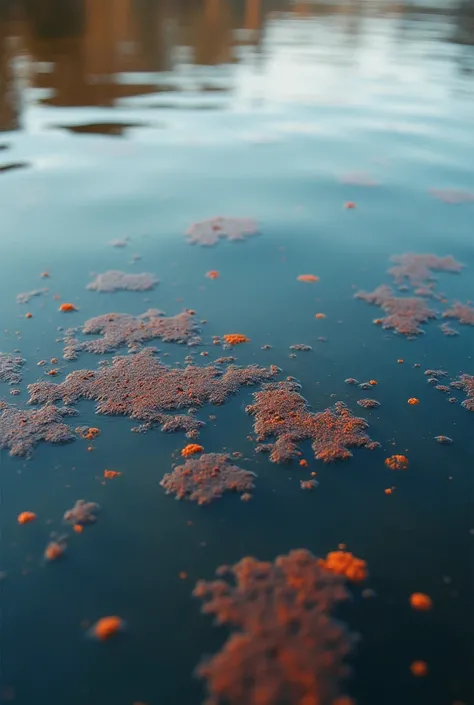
[
  {"x1": 344, "y1": 201, "x2": 356, "y2": 209},
  {"x1": 104, "y1": 470, "x2": 121, "y2": 479},
  {"x1": 439, "y1": 322, "x2": 459, "y2": 336},
  {"x1": 63, "y1": 500, "x2": 100, "y2": 526},
  {"x1": 28, "y1": 348, "x2": 279, "y2": 436},
  {"x1": 25, "y1": 312, "x2": 32, "y2": 319},
  {"x1": 161, "y1": 453, "x2": 255, "y2": 504},
  {"x1": 246, "y1": 380, "x2": 379, "y2": 464},
  {"x1": 355, "y1": 285, "x2": 436, "y2": 336},
  {"x1": 0, "y1": 404, "x2": 77, "y2": 457},
  {"x1": 193, "y1": 549, "x2": 354, "y2": 705},
  {"x1": 186, "y1": 217, "x2": 258, "y2": 247},
  {"x1": 181, "y1": 443, "x2": 204, "y2": 457},
  {"x1": 442, "y1": 302, "x2": 474, "y2": 326},
  {"x1": 300, "y1": 479, "x2": 318, "y2": 490},
  {"x1": 434, "y1": 435, "x2": 453, "y2": 444},
  {"x1": 63, "y1": 309, "x2": 200, "y2": 359},
  {"x1": 318, "y1": 550, "x2": 367, "y2": 582},
  {"x1": 424, "y1": 369, "x2": 448, "y2": 378},
  {"x1": 388, "y1": 253, "x2": 463, "y2": 286},
  {"x1": 88, "y1": 616, "x2": 125, "y2": 640},
  {"x1": 109, "y1": 238, "x2": 128, "y2": 248},
  {"x1": 315, "y1": 313, "x2": 326, "y2": 319},
  {"x1": 344, "y1": 378, "x2": 359, "y2": 385},
  {"x1": 409, "y1": 593, "x2": 433, "y2": 611},
  {"x1": 358, "y1": 382, "x2": 372, "y2": 390},
  {"x1": 357, "y1": 399, "x2": 380, "y2": 409},
  {"x1": 87, "y1": 270, "x2": 159, "y2": 293},
  {"x1": 206, "y1": 270, "x2": 220, "y2": 279},
  {"x1": 17, "y1": 511, "x2": 36, "y2": 525},
  {"x1": 240, "y1": 492, "x2": 252, "y2": 501},
  {"x1": 59, "y1": 303, "x2": 77, "y2": 312},
  {"x1": 429, "y1": 188, "x2": 474, "y2": 204},
  {"x1": 408, "y1": 398, "x2": 420, "y2": 405},
  {"x1": 435, "y1": 385, "x2": 450, "y2": 393},
  {"x1": 450, "y1": 375, "x2": 474, "y2": 411},
  {"x1": 44, "y1": 534, "x2": 67, "y2": 562},
  {"x1": 385, "y1": 454, "x2": 408, "y2": 470},
  {"x1": 0, "y1": 353, "x2": 24, "y2": 385},
  {"x1": 289, "y1": 344, "x2": 312, "y2": 352},
  {"x1": 297, "y1": 274, "x2": 319, "y2": 283},
  {"x1": 16, "y1": 288, "x2": 48, "y2": 304},
  {"x1": 222, "y1": 334, "x2": 250, "y2": 346}
]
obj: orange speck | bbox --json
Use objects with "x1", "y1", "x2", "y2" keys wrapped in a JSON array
[
  {"x1": 50, "y1": 357, "x2": 58, "y2": 364},
  {"x1": 47, "y1": 368, "x2": 59, "y2": 376},
  {"x1": 373, "y1": 318, "x2": 383, "y2": 325},
  {"x1": 311, "y1": 471, "x2": 317, "y2": 477},
  {"x1": 181, "y1": 444, "x2": 204, "y2": 458},
  {"x1": 179, "y1": 572, "x2": 188, "y2": 580},
  {"x1": 73, "y1": 524, "x2": 83, "y2": 533},
  {"x1": 315, "y1": 313, "x2": 326, "y2": 319},
  {"x1": 90, "y1": 616, "x2": 124, "y2": 641},
  {"x1": 397, "y1": 359, "x2": 404, "y2": 364},
  {"x1": 87, "y1": 446, "x2": 94, "y2": 452},
  {"x1": 17, "y1": 511, "x2": 36, "y2": 525},
  {"x1": 25, "y1": 312, "x2": 33, "y2": 319},
  {"x1": 385, "y1": 454, "x2": 408, "y2": 471},
  {"x1": 40, "y1": 272, "x2": 50, "y2": 278},
  {"x1": 408, "y1": 397, "x2": 420, "y2": 405},
  {"x1": 206, "y1": 270, "x2": 220, "y2": 279},
  {"x1": 338, "y1": 543, "x2": 346, "y2": 550},
  {"x1": 369, "y1": 380, "x2": 378, "y2": 386},
  {"x1": 299, "y1": 459, "x2": 308, "y2": 467},
  {"x1": 59, "y1": 303, "x2": 77, "y2": 312},
  {"x1": 344, "y1": 202, "x2": 356, "y2": 209},
  {"x1": 409, "y1": 593, "x2": 432, "y2": 611},
  {"x1": 410, "y1": 661, "x2": 428, "y2": 677},
  {"x1": 44, "y1": 542, "x2": 65, "y2": 561},
  {"x1": 223, "y1": 334, "x2": 250, "y2": 345},
  {"x1": 104, "y1": 470, "x2": 121, "y2": 479},
  {"x1": 297, "y1": 274, "x2": 319, "y2": 283},
  {"x1": 384, "y1": 488, "x2": 393, "y2": 495}
]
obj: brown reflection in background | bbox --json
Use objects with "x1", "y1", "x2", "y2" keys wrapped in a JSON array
[{"x1": 0, "y1": 0, "x2": 473, "y2": 127}]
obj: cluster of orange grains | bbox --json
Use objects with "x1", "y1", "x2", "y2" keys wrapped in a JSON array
[
  {"x1": 206, "y1": 270, "x2": 220, "y2": 279},
  {"x1": 223, "y1": 334, "x2": 250, "y2": 345},
  {"x1": 385, "y1": 454, "x2": 409, "y2": 470},
  {"x1": 181, "y1": 444, "x2": 204, "y2": 458},
  {"x1": 104, "y1": 470, "x2": 121, "y2": 479},
  {"x1": 318, "y1": 550, "x2": 368, "y2": 582},
  {"x1": 408, "y1": 398, "x2": 420, "y2": 405},
  {"x1": 58, "y1": 303, "x2": 77, "y2": 312}
]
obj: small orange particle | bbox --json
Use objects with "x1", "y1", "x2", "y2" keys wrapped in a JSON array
[
  {"x1": 408, "y1": 398, "x2": 420, "y2": 405},
  {"x1": 73, "y1": 524, "x2": 84, "y2": 533},
  {"x1": 373, "y1": 318, "x2": 383, "y2": 325},
  {"x1": 104, "y1": 470, "x2": 121, "y2": 479},
  {"x1": 206, "y1": 270, "x2": 220, "y2": 279},
  {"x1": 297, "y1": 274, "x2": 319, "y2": 283},
  {"x1": 311, "y1": 471, "x2": 317, "y2": 477},
  {"x1": 179, "y1": 572, "x2": 188, "y2": 580},
  {"x1": 40, "y1": 272, "x2": 50, "y2": 278},
  {"x1": 223, "y1": 334, "x2": 250, "y2": 345},
  {"x1": 410, "y1": 593, "x2": 432, "y2": 611},
  {"x1": 87, "y1": 446, "x2": 94, "y2": 452},
  {"x1": 410, "y1": 661, "x2": 428, "y2": 677},
  {"x1": 315, "y1": 313, "x2": 326, "y2": 319},
  {"x1": 181, "y1": 444, "x2": 204, "y2": 457},
  {"x1": 344, "y1": 202, "x2": 356, "y2": 209},
  {"x1": 44, "y1": 542, "x2": 65, "y2": 561},
  {"x1": 369, "y1": 380, "x2": 378, "y2": 386},
  {"x1": 299, "y1": 459, "x2": 308, "y2": 467},
  {"x1": 47, "y1": 368, "x2": 59, "y2": 376},
  {"x1": 59, "y1": 303, "x2": 77, "y2": 312},
  {"x1": 385, "y1": 454, "x2": 408, "y2": 471},
  {"x1": 384, "y1": 488, "x2": 393, "y2": 495},
  {"x1": 18, "y1": 511, "x2": 36, "y2": 525},
  {"x1": 397, "y1": 359, "x2": 404, "y2": 364},
  {"x1": 90, "y1": 616, "x2": 124, "y2": 641},
  {"x1": 25, "y1": 312, "x2": 32, "y2": 319}
]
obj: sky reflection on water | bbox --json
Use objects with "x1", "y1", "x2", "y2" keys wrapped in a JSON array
[{"x1": 0, "y1": 2, "x2": 473, "y2": 705}]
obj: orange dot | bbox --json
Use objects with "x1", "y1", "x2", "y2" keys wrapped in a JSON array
[
  {"x1": 179, "y1": 572, "x2": 188, "y2": 580},
  {"x1": 17, "y1": 511, "x2": 36, "y2": 525},
  {"x1": 369, "y1": 379, "x2": 378, "y2": 386},
  {"x1": 397, "y1": 359, "x2": 404, "y2": 364},
  {"x1": 384, "y1": 488, "x2": 393, "y2": 495},
  {"x1": 408, "y1": 398, "x2": 420, "y2": 405},
  {"x1": 181, "y1": 444, "x2": 204, "y2": 457},
  {"x1": 73, "y1": 524, "x2": 84, "y2": 533},
  {"x1": 90, "y1": 616, "x2": 124, "y2": 641},
  {"x1": 40, "y1": 272, "x2": 50, "y2": 278},
  {"x1": 205, "y1": 270, "x2": 220, "y2": 279},
  {"x1": 315, "y1": 313, "x2": 326, "y2": 319},
  {"x1": 297, "y1": 274, "x2": 319, "y2": 283},
  {"x1": 345, "y1": 202, "x2": 356, "y2": 209},
  {"x1": 299, "y1": 459, "x2": 308, "y2": 467},
  {"x1": 44, "y1": 542, "x2": 65, "y2": 561},
  {"x1": 410, "y1": 661, "x2": 428, "y2": 677},
  {"x1": 59, "y1": 303, "x2": 77, "y2": 312},
  {"x1": 25, "y1": 312, "x2": 33, "y2": 319},
  {"x1": 409, "y1": 593, "x2": 432, "y2": 611}
]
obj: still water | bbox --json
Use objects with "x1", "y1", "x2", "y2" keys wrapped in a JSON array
[{"x1": 0, "y1": 1, "x2": 473, "y2": 704}]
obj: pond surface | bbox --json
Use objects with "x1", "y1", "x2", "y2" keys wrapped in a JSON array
[{"x1": 0, "y1": 2, "x2": 473, "y2": 704}]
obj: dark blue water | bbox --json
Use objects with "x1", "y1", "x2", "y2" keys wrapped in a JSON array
[{"x1": 0, "y1": 2, "x2": 473, "y2": 704}]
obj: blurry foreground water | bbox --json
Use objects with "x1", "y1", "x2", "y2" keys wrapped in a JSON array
[{"x1": 0, "y1": 1, "x2": 473, "y2": 704}]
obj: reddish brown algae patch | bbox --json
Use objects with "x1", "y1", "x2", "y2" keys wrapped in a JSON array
[
  {"x1": 0, "y1": 404, "x2": 77, "y2": 457},
  {"x1": 450, "y1": 375, "x2": 474, "y2": 411},
  {"x1": 0, "y1": 353, "x2": 24, "y2": 385},
  {"x1": 442, "y1": 302, "x2": 474, "y2": 326},
  {"x1": 246, "y1": 380, "x2": 379, "y2": 464},
  {"x1": 355, "y1": 285, "x2": 437, "y2": 336},
  {"x1": 388, "y1": 253, "x2": 463, "y2": 286},
  {"x1": 193, "y1": 549, "x2": 354, "y2": 705},
  {"x1": 160, "y1": 453, "x2": 255, "y2": 504},
  {"x1": 186, "y1": 217, "x2": 258, "y2": 247}
]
